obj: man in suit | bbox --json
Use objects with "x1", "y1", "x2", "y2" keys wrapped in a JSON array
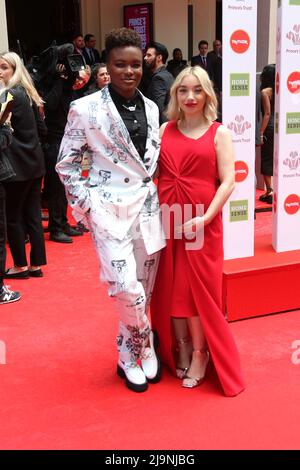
[
  {"x1": 82, "y1": 34, "x2": 101, "y2": 67},
  {"x1": 191, "y1": 40, "x2": 214, "y2": 80},
  {"x1": 144, "y1": 42, "x2": 174, "y2": 125},
  {"x1": 72, "y1": 33, "x2": 85, "y2": 55},
  {"x1": 56, "y1": 28, "x2": 165, "y2": 393},
  {"x1": 208, "y1": 40, "x2": 223, "y2": 121},
  {"x1": 208, "y1": 39, "x2": 222, "y2": 65}
]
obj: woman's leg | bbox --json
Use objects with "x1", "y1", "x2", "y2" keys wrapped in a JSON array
[
  {"x1": 23, "y1": 177, "x2": 47, "y2": 269},
  {"x1": 172, "y1": 318, "x2": 193, "y2": 375},
  {"x1": 263, "y1": 175, "x2": 272, "y2": 193},
  {"x1": 3, "y1": 181, "x2": 29, "y2": 270},
  {"x1": 184, "y1": 316, "x2": 209, "y2": 383}
]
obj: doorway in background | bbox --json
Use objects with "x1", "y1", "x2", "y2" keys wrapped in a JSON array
[{"x1": 5, "y1": 0, "x2": 81, "y2": 62}]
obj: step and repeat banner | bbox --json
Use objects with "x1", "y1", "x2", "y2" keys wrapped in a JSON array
[
  {"x1": 222, "y1": 0, "x2": 257, "y2": 260},
  {"x1": 273, "y1": 0, "x2": 300, "y2": 252}
]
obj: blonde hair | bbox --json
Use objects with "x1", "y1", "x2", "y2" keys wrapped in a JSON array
[
  {"x1": 0, "y1": 51, "x2": 43, "y2": 106},
  {"x1": 166, "y1": 66, "x2": 218, "y2": 122}
]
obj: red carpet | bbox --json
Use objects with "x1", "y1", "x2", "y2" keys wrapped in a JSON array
[
  {"x1": 1, "y1": 221, "x2": 300, "y2": 450},
  {"x1": 223, "y1": 208, "x2": 300, "y2": 321}
]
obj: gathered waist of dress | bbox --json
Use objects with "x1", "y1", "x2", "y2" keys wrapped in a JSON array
[{"x1": 159, "y1": 176, "x2": 218, "y2": 188}]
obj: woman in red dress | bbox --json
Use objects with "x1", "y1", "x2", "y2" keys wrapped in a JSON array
[{"x1": 151, "y1": 66, "x2": 245, "y2": 396}]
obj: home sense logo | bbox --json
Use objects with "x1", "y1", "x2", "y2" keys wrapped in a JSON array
[
  {"x1": 230, "y1": 30, "x2": 250, "y2": 53},
  {"x1": 286, "y1": 113, "x2": 300, "y2": 134},
  {"x1": 230, "y1": 200, "x2": 248, "y2": 222},
  {"x1": 287, "y1": 71, "x2": 300, "y2": 94},
  {"x1": 235, "y1": 161, "x2": 249, "y2": 183},
  {"x1": 284, "y1": 194, "x2": 300, "y2": 215},
  {"x1": 230, "y1": 74, "x2": 250, "y2": 96}
]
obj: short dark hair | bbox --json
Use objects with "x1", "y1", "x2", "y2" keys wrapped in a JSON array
[
  {"x1": 147, "y1": 41, "x2": 169, "y2": 64},
  {"x1": 85, "y1": 34, "x2": 95, "y2": 43},
  {"x1": 173, "y1": 48, "x2": 182, "y2": 55},
  {"x1": 71, "y1": 32, "x2": 83, "y2": 41},
  {"x1": 105, "y1": 28, "x2": 141, "y2": 59},
  {"x1": 198, "y1": 40, "x2": 208, "y2": 49},
  {"x1": 93, "y1": 62, "x2": 107, "y2": 80},
  {"x1": 260, "y1": 64, "x2": 276, "y2": 92}
]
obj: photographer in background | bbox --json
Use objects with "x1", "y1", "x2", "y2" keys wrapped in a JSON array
[{"x1": 35, "y1": 43, "x2": 91, "y2": 243}]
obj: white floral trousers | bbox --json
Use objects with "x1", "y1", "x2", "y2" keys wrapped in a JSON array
[{"x1": 89, "y1": 216, "x2": 160, "y2": 363}]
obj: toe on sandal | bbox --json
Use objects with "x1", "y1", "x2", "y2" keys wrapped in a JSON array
[{"x1": 176, "y1": 367, "x2": 189, "y2": 379}]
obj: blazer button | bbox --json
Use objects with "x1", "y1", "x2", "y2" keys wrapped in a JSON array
[
  {"x1": 124, "y1": 178, "x2": 130, "y2": 183},
  {"x1": 143, "y1": 177, "x2": 151, "y2": 184}
]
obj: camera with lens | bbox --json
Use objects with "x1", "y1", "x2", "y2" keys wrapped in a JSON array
[
  {"x1": 29, "y1": 42, "x2": 91, "y2": 91},
  {"x1": 65, "y1": 54, "x2": 86, "y2": 75}
]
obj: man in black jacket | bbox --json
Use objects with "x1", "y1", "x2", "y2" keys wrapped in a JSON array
[
  {"x1": 144, "y1": 42, "x2": 174, "y2": 125},
  {"x1": 191, "y1": 40, "x2": 214, "y2": 80},
  {"x1": 82, "y1": 34, "x2": 101, "y2": 67}
]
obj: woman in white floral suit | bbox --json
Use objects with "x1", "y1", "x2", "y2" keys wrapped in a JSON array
[{"x1": 56, "y1": 28, "x2": 165, "y2": 393}]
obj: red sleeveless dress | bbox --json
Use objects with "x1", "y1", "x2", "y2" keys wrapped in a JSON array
[{"x1": 151, "y1": 121, "x2": 245, "y2": 397}]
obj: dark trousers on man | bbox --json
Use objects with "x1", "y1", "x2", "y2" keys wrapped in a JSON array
[
  {"x1": 43, "y1": 140, "x2": 68, "y2": 235},
  {"x1": 4, "y1": 177, "x2": 46, "y2": 267}
]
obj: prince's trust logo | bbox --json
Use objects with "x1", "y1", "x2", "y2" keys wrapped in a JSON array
[
  {"x1": 286, "y1": 25, "x2": 300, "y2": 53},
  {"x1": 283, "y1": 151, "x2": 300, "y2": 176},
  {"x1": 228, "y1": 115, "x2": 251, "y2": 143}
]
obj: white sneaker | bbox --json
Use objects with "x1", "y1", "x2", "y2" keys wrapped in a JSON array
[
  {"x1": 141, "y1": 331, "x2": 161, "y2": 383},
  {"x1": 117, "y1": 360, "x2": 148, "y2": 393}
]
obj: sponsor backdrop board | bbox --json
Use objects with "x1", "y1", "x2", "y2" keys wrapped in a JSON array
[
  {"x1": 222, "y1": 0, "x2": 257, "y2": 260},
  {"x1": 273, "y1": 0, "x2": 300, "y2": 252},
  {"x1": 124, "y1": 3, "x2": 153, "y2": 52}
]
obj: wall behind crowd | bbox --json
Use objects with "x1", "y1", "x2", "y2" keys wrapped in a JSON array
[
  {"x1": 0, "y1": 0, "x2": 8, "y2": 51},
  {"x1": 81, "y1": 0, "x2": 216, "y2": 62}
]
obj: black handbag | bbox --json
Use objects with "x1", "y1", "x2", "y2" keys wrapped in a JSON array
[{"x1": 0, "y1": 125, "x2": 16, "y2": 181}]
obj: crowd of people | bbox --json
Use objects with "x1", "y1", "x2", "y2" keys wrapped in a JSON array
[{"x1": 0, "y1": 26, "x2": 274, "y2": 397}]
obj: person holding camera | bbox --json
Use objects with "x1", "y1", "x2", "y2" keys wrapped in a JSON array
[
  {"x1": 56, "y1": 28, "x2": 165, "y2": 393},
  {"x1": 41, "y1": 47, "x2": 90, "y2": 243}
]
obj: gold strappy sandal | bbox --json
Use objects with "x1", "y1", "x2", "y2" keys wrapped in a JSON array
[
  {"x1": 176, "y1": 337, "x2": 193, "y2": 379},
  {"x1": 182, "y1": 349, "x2": 209, "y2": 388}
]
